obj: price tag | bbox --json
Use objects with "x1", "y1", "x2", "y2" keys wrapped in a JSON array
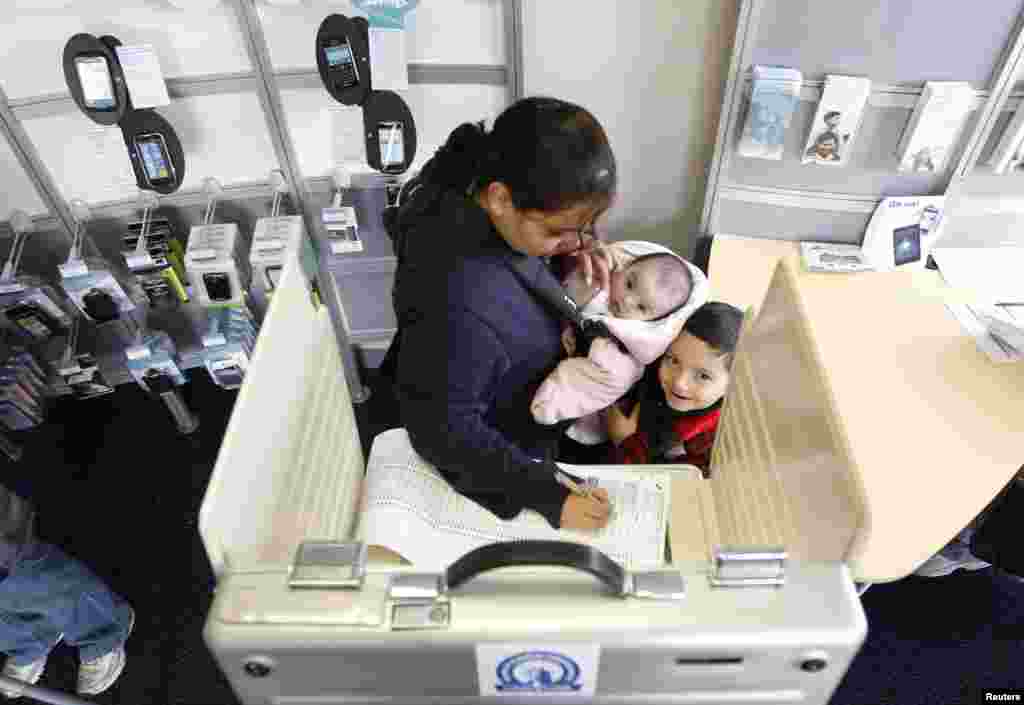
[
  {"x1": 126, "y1": 345, "x2": 152, "y2": 361},
  {"x1": 126, "y1": 252, "x2": 155, "y2": 270},
  {"x1": 202, "y1": 333, "x2": 227, "y2": 348},
  {"x1": 322, "y1": 206, "x2": 357, "y2": 228},
  {"x1": 254, "y1": 238, "x2": 284, "y2": 252},
  {"x1": 188, "y1": 248, "x2": 218, "y2": 262},
  {"x1": 59, "y1": 261, "x2": 89, "y2": 278},
  {"x1": 331, "y1": 239, "x2": 365, "y2": 254}
]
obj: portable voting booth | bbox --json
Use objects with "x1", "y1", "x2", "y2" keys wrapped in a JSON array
[{"x1": 199, "y1": 252, "x2": 1024, "y2": 704}]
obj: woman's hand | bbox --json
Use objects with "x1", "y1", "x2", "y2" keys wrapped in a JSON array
[
  {"x1": 561, "y1": 324, "x2": 577, "y2": 356},
  {"x1": 560, "y1": 487, "x2": 611, "y2": 531},
  {"x1": 568, "y1": 239, "x2": 612, "y2": 294},
  {"x1": 606, "y1": 401, "x2": 640, "y2": 446}
]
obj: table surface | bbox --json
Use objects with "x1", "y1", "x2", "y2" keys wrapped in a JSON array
[{"x1": 707, "y1": 234, "x2": 1024, "y2": 581}]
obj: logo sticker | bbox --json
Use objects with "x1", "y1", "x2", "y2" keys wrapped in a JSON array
[{"x1": 477, "y1": 644, "x2": 600, "y2": 697}]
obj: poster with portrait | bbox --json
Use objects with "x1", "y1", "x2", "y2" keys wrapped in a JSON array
[{"x1": 801, "y1": 75, "x2": 872, "y2": 166}]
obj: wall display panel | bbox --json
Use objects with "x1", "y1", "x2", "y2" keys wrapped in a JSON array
[
  {"x1": 280, "y1": 84, "x2": 506, "y2": 180},
  {"x1": 752, "y1": 0, "x2": 1024, "y2": 85},
  {"x1": 716, "y1": 200, "x2": 873, "y2": 244},
  {"x1": 726, "y1": 95, "x2": 982, "y2": 198},
  {"x1": 259, "y1": 0, "x2": 505, "y2": 72},
  {"x1": 0, "y1": 136, "x2": 49, "y2": 218},
  {"x1": 0, "y1": 0, "x2": 251, "y2": 101},
  {"x1": 21, "y1": 92, "x2": 279, "y2": 204}
]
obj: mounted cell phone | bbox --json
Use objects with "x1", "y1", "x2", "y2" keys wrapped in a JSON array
[
  {"x1": 134, "y1": 133, "x2": 177, "y2": 189},
  {"x1": 74, "y1": 54, "x2": 117, "y2": 111},
  {"x1": 4, "y1": 302, "x2": 61, "y2": 342},
  {"x1": 323, "y1": 36, "x2": 360, "y2": 90},
  {"x1": 203, "y1": 272, "x2": 234, "y2": 302},
  {"x1": 378, "y1": 121, "x2": 405, "y2": 172}
]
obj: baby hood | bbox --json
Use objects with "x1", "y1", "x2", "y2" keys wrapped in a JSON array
[{"x1": 580, "y1": 240, "x2": 710, "y2": 365}]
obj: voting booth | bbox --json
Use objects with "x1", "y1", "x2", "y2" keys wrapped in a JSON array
[{"x1": 199, "y1": 253, "x2": 919, "y2": 705}]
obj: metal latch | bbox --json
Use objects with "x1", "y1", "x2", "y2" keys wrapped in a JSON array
[
  {"x1": 387, "y1": 573, "x2": 451, "y2": 631},
  {"x1": 710, "y1": 547, "x2": 786, "y2": 588},
  {"x1": 624, "y1": 570, "x2": 687, "y2": 600},
  {"x1": 288, "y1": 541, "x2": 367, "y2": 589}
]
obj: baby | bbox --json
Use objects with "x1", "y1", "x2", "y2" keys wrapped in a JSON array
[{"x1": 531, "y1": 240, "x2": 709, "y2": 444}]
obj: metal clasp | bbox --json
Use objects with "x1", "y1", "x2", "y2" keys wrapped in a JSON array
[
  {"x1": 387, "y1": 573, "x2": 450, "y2": 631},
  {"x1": 710, "y1": 547, "x2": 787, "y2": 588},
  {"x1": 624, "y1": 570, "x2": 687, "y2": 600}
]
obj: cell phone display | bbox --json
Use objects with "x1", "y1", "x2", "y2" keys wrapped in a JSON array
[
  {"x1": 203, "y1": 272, "x2": 233, "y2": 302},
  {"x1": 893, "y1": 224, "x2": 922, "y2": 267},
  {"x1": 75, "y1": 55, "x2": 116, "y2": 110},
  {"x1": 323, "y1": 38, "x2": 359, "y2": 89},
  {"x1": 378, "y1": 122, "x2": 405, "y2": 169},
  {"x1": 135, "y1": 134, "x2": 175, "y2": 188}
]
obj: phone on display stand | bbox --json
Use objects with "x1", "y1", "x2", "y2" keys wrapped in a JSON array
[
  {"x1": 203, "y1": 272, "x2": 234, "y2": 302},
  {"x1": 378, "y1": 121, "x2": 405, "y2": 172},
  {"x1": 134, "y1": 133, "x2": 177, "y2": 189},
  {"x1": 74, "y1": 53, "x2": 117, "y2": 111},
  {"x1": 323, "y1": 36, "x2": 360, "y2": 90},
  {"x1": 4, "y1": 302, "x2": 62, "y2": 342}
]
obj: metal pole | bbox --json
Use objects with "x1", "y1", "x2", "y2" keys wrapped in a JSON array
[
  {"x1": 0, "y1": 85, "x2": 74, "y2": 243},
  {"x1": 504, "y1": 0, "x2": 524, "y2": 103},
  {"x1": 227, "y1": 0, "x2": 370, "y2": 403}
]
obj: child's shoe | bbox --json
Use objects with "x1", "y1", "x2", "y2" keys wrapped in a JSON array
[{"x1": 76, "y1": 607, "x2": 133, "y2": 695}]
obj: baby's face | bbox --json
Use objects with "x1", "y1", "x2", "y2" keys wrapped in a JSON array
[
  {"x1": 607, "y1": 258, "x2": 690, "y2": 321},
  {"x1": 659, "y1": 332, "x2": 731, "y2": 412}
]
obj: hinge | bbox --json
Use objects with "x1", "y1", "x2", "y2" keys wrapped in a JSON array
[
  {"x1": 288, "y1": 541, "x2": 367, "y2": 589},
  {"x1": 710, "y1": 546, "x2": 786, "y2": 588}
]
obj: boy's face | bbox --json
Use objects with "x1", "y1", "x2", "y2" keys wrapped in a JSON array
[
  {"x1": 658, "y1": 331, "x2": 731, "y2": 412},
  {"x1": 608, "y1": 258, "x2": 690, "y2": 321}
]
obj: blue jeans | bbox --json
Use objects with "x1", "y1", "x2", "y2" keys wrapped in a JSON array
[{"x1": 0, "y1": 542, "x2": 132, "y2": 666}]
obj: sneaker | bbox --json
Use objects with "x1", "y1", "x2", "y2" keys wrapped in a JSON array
[
  {"x1": 76, "y1": 608, "x2": 134, "y2": 696},
  {"x1": 0, "y1": 656, "x2": 47, "y2": 699},
  {"x1": 915, "y1": 540, "x2": 991, "y2": 577}
]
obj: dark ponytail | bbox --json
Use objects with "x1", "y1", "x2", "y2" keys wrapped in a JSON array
[{"x1": 428, "y1": 96, "x2": 617, "y2": 215}]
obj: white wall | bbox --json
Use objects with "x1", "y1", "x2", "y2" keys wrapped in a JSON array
[{"x1": 522, "y1": 0, "x2": 738, "y2": 255}]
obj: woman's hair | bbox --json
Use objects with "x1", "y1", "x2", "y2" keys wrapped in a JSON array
[
  {"x1": 428, "y1": 96, "x2": 617, "y2": 214},
  {"x1": 682, "y1": 302, "x2": 744, "y2": 363}
]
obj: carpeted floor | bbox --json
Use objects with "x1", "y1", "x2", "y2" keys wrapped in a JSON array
[{"x1": 2, "y1": 367, "x2": 1021, "y2": 705}]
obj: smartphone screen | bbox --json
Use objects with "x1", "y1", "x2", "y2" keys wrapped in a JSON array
[
  {"x1": 135, "y1": 134, "x2": 175, "y2": 187},
  {"x1": 893, "y1": 225, "x2": 922, "y2": 267},
  {"x1": 378, "y1": 122, "x2": 405, "y2": 169},
  {"x1": 75, "y1": 55, "x2": 116, "y2": 110},
  {"x1": 323, "y1": 38, "x2": 359, "y2": 88},
  {"x1": 203, "y1": 272, "x2": 233, "y2": 302}
]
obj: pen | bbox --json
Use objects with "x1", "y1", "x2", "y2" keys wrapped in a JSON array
[{"x1": 554, "y1": 472, "x2": 605, "y2": 504}]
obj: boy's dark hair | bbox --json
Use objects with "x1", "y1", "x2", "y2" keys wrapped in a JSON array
[
  {"x1": 628, "y1": 253, "x2": 693, "y2": 320},
  {"x1": 683, "y1": 302, "x2": 744, "y2": 361},
  {"x1": 824, "y1": 110, "x2": 841, "y2": 121},
  {"x1": 426, "y1": 96, "x2": 617, "y2": 215}
]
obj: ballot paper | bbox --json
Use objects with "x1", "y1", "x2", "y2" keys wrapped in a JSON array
[
  {"x1": 358, "y1": 429, "x2": 670, "y2": 570},
  {"x1": 930, "y1": 247, "x2": 1024, "y2": 304},
  {"x1": 945, "y1": 302, "x2": 1024, "y2": 363}
]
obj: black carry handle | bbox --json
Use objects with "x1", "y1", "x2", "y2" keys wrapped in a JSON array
[{"x1": 445, "y1": 540, "x2": 626, "y2": 595}]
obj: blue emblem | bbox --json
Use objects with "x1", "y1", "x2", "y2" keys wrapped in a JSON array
[{"x1": 495, "y1": 651, "x2": 583, "y2": 692}]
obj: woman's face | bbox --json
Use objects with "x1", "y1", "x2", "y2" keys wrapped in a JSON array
[
  {"x1": 658, "y1": 331, "x2": 731, "y2": 412},
  {"x1": 478, "y1": 182, "x2": 603, "y2": 258}
]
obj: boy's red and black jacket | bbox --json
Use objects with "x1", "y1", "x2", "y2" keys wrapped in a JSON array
[{"x1": 609, "y1": 373, "x2": 723, "y2": 472}]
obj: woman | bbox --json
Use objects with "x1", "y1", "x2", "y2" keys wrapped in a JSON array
[{"x1": 382, "y1": 97, "x2": 616, "y2": 531}]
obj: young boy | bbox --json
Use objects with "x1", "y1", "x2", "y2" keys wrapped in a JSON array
[
  {"x1": 531, "y1": 241, "x2": 709, "y2": 443},
  {"x1": 1, "y1": 483, "x2": 134, "y2": 698},
  {"x1": 606, "y1": 302, "x2": 743, "y2": 471}
]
